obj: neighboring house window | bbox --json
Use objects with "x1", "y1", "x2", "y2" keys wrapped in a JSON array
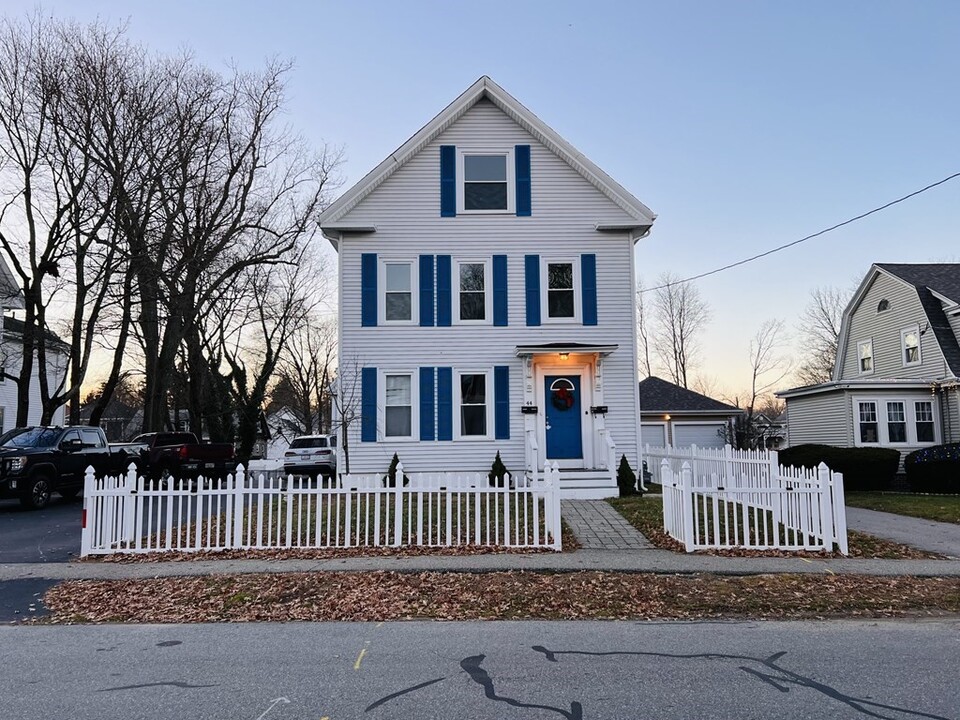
[
  {"x1": 384, "y1": 374, "x2": 413, "y2": 438},
  {"x1": 901, "y1": 326, "x2": 921, "y2": 366},
  {"x1": 458, "y1": 261, "x2": 488, "y2": 322},
  {"x1": 546, "y1": 261, "x2": 577, "y2": 320},
  {"x1": 886, "y1": 401, "x2": 907, "y2": 443},
  {"x1": 857, "y1": 401, "x2": 879, "y2": 443},
  {"x1": 877, "y1": 299, "x2": 889, "y2": 313},
  {"x1": 384, "y1": 263, "x2": 413, "y2": 322},
  {"x1": 858, "y1": 340, "x2": 873, "y2": 374},
  {"x1": 458, "y1": 372, "x2": 488, "y2": 438},
  {"x1": 460, "y1": 151, "x2": 513, "y2": 213},
  {"x1": 915, "y1": 401, "x2": 935, "y2": 442}
]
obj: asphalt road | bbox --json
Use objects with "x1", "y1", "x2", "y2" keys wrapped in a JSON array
[{"x1": 1, "y1": 619, "x2": 957, "y2": 719}]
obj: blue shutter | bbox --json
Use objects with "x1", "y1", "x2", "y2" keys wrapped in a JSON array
[
  {"x1": 361, "y1": 253, "x2": 377, "y2": 327},
  {"x1": 493, "y1": 255, "x2": 508, "y2": 326},
  {"x1": 419, "y1": 367, "x2": 435, "y2": 441},
  {"x1": 419, "y1": 255, "x2": 435, "y2": 327},
  {"x1": 494, "y1": 366, "x2": 510, "y2": 440},
  {"x1": 524, "y1": 254, "x2": 541, "y2": 326},
  {"x1": 361, "y1": 367, "x2": 377, "y2": 442},
  {"x1": 436, "y1": 255, "x2": 452, "y2": 327},
  {"x1": 582, "y1": 253, "x2": 597, "y2": 326},
  {"x1": 437, "y1": 367, "x2": 453, "y2": 441},
  {"x1": 515, "y1": 145, "x2": 531, "y2": 217},
  {"x1": 440, "y1": 145, "x2": 456, "y2": 217}
]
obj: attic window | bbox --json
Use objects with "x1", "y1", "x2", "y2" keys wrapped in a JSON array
[
  {"x1": 877, "y1": 299, "x2": 889, "y2": 313},
  {"x1": 459, "y1": 150, "x2": 514, "y2": 213}
]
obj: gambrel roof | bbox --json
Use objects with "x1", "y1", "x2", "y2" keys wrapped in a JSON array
[{"x1": 319, "y1": 76, "x2": 656, "y2": 240}]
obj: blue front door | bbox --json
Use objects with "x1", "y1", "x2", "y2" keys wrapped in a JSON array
[{"x1": 544, "y1": 375, "x2": 583, "y2": 460}]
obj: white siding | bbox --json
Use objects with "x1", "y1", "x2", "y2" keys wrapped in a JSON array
[
  {"x1": 335, "y1": 100, "x2": 642, "y2": 476},
  {"x1": 839, "y1": 273, "x2": 946, "y2": 380},
  {"x1": 0, "y1": 340, "x2": 68, "y2": 431},
  {"x1": 784, "y1": 392, "x2": 851, "y2": 448}
]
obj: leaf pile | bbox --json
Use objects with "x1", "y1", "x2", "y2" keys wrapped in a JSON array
[{"x1": 41, "y1": 571, "x2": 960, "y2": 624}]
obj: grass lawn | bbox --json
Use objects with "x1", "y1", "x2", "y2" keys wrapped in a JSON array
[
  {"x1": 845, "y1": 493, "x2": 960, "y2": 525},
  {"x1": 608, "y1": 495, "x2": 940, "y2": 559}
]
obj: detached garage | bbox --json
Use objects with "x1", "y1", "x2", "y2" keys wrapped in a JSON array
[{"x1": 639, "y1": 376, "x2": 743, "y2": 449}]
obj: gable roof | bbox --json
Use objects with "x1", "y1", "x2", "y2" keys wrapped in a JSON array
[
  {"x1": 873, "y1": 263, "x2": 960, "y2": 377},
  {"x1": 639, "y1": 376, "x2": 743, "y2": 415},
  {"x1": 319, "y1": 76, "x2": 656, "y2": 240},
  {"x1": 3, "y1": 315, "x2": 70, "y2": 352}
]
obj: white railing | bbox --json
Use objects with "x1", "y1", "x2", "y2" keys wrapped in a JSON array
[
  {"x1": 603, "y1": 431, "x2": 617, "y2": 487},
  {"x1": 525, "y1": 428, "x2": 539, "y2": 486},
  {"x1": 650, "y1": 445, "x2": 847, "y2": 555},
  {"x1": 80, "y1": 462, "x2": 562, "y2": 557}
]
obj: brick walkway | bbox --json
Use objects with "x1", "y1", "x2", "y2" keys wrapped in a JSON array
[{"x1": 561, "y1": 500, "x2": 653, "y2": 550}]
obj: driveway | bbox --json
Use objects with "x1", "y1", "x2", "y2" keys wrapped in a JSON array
[{"x1": 0, "y1": 495, "x2": 82, "y2": 563}]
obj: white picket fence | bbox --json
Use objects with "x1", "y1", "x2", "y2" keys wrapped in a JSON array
[
  {"x1": 646, "y1": 444, "x2": 848, "y2": 555},
  {"x1": 80, "y1": 462, "x2": 563, "y2": 557}
]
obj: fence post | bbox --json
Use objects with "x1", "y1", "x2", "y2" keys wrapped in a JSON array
[
  {"x1": 549, "y1": 467, "x2": 562, "y2": 551},
  {"x1": 680, "y1": 461, "x2": 696, "y2": 552},
  {"x1": 393, "y1": 467, "x2": 404, "y2": 546},
  {"x1": 123, "y1": 462, "x2": 137, "y2": 545},
  {"x1": 284, "y1": 472, "x2": 294, "y2": 548},
  {"x1": 80, "y1": 466, "x2": 95, "y2": 557},
  {"x1": 723, "y1": 444, "x2": 734, "y2": 489},
  {"x1": 817, "y1": 462, "x2": 835, "y2": 552},
  {"x1": 232, "y1": 464, "x2": 245, "y2": 549},
  {"x1": 659, "y1": 460, "x2": 673, "y2": 539},
  {"x1": 830, "y1": 467, "x2": 848, "y2": 556}
]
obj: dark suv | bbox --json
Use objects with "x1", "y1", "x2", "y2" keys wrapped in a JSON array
[{"x1": 0, "y1": 426, "x2": 115, "y2": 509}]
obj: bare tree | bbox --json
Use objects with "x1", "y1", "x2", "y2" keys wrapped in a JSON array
[
  {"x1": 635, "y1": 277, "x2": 653, "y2": 378},
  {"x1": 729, "y1": 319, "x2": 792, "y2": 449},
  {"x1": 794, "y1": 286, "x2": 846, "y2": 386},
  {"x1": 650, "y1": 272, "x2": 710, "y2": 388},
  {"x1": 271, "y1": 315, "x2": 337, "y2": 437}
]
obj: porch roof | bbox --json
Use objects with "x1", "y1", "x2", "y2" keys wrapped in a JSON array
[{"x1": 515, "y1": 342, "x2": 618, "y2": 357}]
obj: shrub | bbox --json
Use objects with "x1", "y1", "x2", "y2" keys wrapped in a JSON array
[
  {"x1": 777, "y1": 444, "x2": 900, "y2": 491},
  {"x1": 617, "y1": 454, "x2": 641, "y2": 497},
  {"x1": 904, "y1": 443, "x2": 960, "y2": 494},
  {"x1": 488, "y1": 451, "x2": 510, "y2": 488},
  {"x1": 383, "y1": 452, "x2": 408, "y2": 487}
]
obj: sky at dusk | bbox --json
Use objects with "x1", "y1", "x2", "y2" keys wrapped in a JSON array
[{"x1": 6, "y1": 0, "x2": 959, "y2": 398}]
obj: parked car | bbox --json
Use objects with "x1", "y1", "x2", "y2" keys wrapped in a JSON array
[
  {"x1": 0, "y1": 426, "x2": 116, "y2": 509},
  {"x1": 110, "y1": 431, "x2": 236, "y2": 483},
  {"x1": 283, "y1": 435, "x2": 337, "y2": 478}
]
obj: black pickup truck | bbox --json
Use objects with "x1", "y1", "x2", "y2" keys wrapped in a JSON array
[
  {"x1": 110, "y1": 431, "x2": 236, "y2": 483},
  {"x1": 0, "y1": 426, "x2": 117, "y2": 509}
]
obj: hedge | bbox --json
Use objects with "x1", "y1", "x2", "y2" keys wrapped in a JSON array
[
  {"x1": 904, "y1": 443, "x2": 960, "y2": 494},
  {"x1": 777, "y1": 444, "x2": 900, "y2": 491}
]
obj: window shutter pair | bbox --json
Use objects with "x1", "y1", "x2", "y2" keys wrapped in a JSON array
[
  {"x1": 440, "y1": 145, "x2": 531, "y2": 217},
  {"x1": 524, "y1": 254, "x2": 598, "y2": 326}
]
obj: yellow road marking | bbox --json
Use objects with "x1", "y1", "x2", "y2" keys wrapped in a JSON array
[{"x1": 354, "y1": 647, "x2": 367, "y2": 670}]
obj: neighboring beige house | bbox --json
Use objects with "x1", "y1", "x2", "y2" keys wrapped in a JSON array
[
  {"x1": 639, "y1": 376, "x2": 742, "y2": 449},
  {"x1": 778, "y1": 263, "x2": 960, "y2": 461}
]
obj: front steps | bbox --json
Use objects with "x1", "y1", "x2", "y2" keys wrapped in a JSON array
[{"x1": 553, "y1": 468, "x2": 617, "y2": 499}]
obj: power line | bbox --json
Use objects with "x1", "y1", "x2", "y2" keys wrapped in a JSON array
[{"x1": 642, "y1": 171, "x2": 960, "y2": 293}]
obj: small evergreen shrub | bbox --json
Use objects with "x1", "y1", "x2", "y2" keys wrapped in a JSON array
[
  {"x1": 904, "y1": 443, "x2": 960, "y2": 494},
  {"x1": 617, "y1": 454, "x2": 641, "y2": 497},
  {"x1": 383, "y1": 452, "x2": 408, "y2": 487},
  {"x1": 777, "y1": 444, "x2": 900, "y2": 491},
  {"x1": 488, "y1": 451, "x2": 509, "y2": 488}
]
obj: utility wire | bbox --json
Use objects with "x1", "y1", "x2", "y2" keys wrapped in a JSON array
[{"x1": 642, "y1": 171, "x2": 960, "y2": 293}]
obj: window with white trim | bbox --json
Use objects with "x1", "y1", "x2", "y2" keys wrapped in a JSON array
[
  {"x1": 384, "y1": 374, "x2": 413, "y2": 438},
  {"x1": 546, "y1": 261, "x2": 577, "y2": 320},
  {"x1": 858, "y1": 340, "x2": 873, "y2": 374},
  {"x1": 915, "y1": 401, "x2": 935, "y2": 442},
  {"x1": 383, "y1": 262, "x2": 414, "y2": 323},
  {"x1": 457, "y1": 261, "x2": 489, "y2": 322},
  {"x1": 901, "y1": 326, "x2": 921, "y2": 366},
  {"x1": 886, "y1": 401, "x2": 906, "y2": 443},
  {"x1": 858, "y1": 401, "x2": 879, "y2": 443},
  {"x1": 459, "y1": 150, "x2": 514, "y2": 213},
  {"x1": 457, "y1": 371, "x2": 490, "y2": 438}
]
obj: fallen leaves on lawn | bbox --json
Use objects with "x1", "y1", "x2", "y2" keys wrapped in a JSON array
[{"x1": 41, "y1": 571, "x2": 960, "y2": 624}]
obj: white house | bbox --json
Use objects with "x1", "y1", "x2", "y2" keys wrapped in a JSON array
[
  {"x1": 778, "y1": 263, "x2": 960, "y2": 462},
  {"x1": 320, "y1": 77, "x2": 656, "y2": 498}
]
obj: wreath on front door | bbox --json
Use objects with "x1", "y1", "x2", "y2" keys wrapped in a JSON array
[{"x1": 551, "y1": 385, "x2": 575, "y2": 411}]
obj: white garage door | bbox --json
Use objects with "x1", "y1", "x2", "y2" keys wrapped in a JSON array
[
  {"x1": 641, "y1": 424, "x2": 667, "y2": 448},
  {"x1": 673, "y1": 423, "x2": 726, "y2": 449}
]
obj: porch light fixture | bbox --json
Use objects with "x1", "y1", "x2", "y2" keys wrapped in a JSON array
[
  {"x1": 559, "y1": 352, "x2": 569, "y2": 360},
  {"x1": 664, "y1": 414, "x2": 671, "y2": 421}
]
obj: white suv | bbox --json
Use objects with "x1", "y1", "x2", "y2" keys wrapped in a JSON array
[{"x1": 283, "y1": 435, "x2": 337, "y2": 478}]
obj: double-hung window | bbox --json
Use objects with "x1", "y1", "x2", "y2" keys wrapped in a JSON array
[
  {"x1": 384, "y1": 374, "x2": 413, "y2": 438},
  {"x1": 545, "y1": 261, "x2": 578, "y2": 321},
  {"x1": 858, "y1": 340, "x2": 873, "y2": 374},
  {"x1": 458, "y1": 372, "x2": 489, "y2": 438},
  {"x1": 886, "y1": 401, "x2": 907, "y2": 443},
  {"x1": 915, "y1": 401, "x2": 935, "y2": 442},
  {"x1": 457, "y1": 261, "x2": 489, "y2": 322},
  {"x1": 459, "y1": 150, "x2": 514, "y2": 213},
  {"x1": 384, "y1": 262, "x2": 414, "y2": 323},
  {"x1": 901, "y1": 326, "x2": 921, "y2": 366},
  {"x1": 857, "y1": 401, "x2": 879, "y2": 443}
]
